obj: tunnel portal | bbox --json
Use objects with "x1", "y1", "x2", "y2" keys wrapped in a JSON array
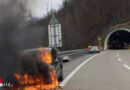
[
  {"x1": 105, "y1": 29, "x2": 130, "y2": 49},
  {"x1": 108, "y1": 30, "x2": 130, "y2": 49}
]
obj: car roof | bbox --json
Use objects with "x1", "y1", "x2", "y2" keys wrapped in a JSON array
[
  {"x1": 22, "y1": 47, "x2": 51, "y2": 54},
  {"x1": 92, "y1": 46, "x2": 98, "y2": 47},
  {"x1": 22, "y1": 47, "x2": 60, "y2": 55}
]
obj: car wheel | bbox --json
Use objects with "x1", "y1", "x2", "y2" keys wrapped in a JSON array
[{"x1": 58, "y1": 68, "x2": 64, "y2": 81}]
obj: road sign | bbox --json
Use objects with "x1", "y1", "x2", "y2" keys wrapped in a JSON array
[
  {"x1": 48, "y1": 24, "x2": 62, "y2": 47},
  {"x1": 48, "y1": 11, "x2": 62, "y2": 47}
]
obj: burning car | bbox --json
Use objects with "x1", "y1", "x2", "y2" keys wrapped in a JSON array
[{"x1": 9, "y1": 47, "x2": 63, "y2": 90}]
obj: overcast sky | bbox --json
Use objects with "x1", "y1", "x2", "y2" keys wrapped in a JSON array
[{"x1": 25, "y1": 0, "x2": 63, "y2": 18}]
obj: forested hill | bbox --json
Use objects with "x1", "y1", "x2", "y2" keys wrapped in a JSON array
[{"x1": 37, "y1": 0, "x2": 130, "y2": 50}]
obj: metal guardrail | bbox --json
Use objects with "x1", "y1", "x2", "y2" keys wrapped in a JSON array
[{"x1": 59, "y1": 49, "x2": 88, "y2": 56}]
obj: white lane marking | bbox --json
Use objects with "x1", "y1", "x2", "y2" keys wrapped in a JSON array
[
  {"x1": 118, "y1": 58, "x2": 122, "y2": 62},
  {"x1": 117, "y1": 54, "x2": 119, "y2": 58},
  {"x1": 59, "y1": 53, "x2": 100, "y2": 87},
  {"x1": 116, "y1": 52, "x2": 120, "y2": 58},
  {"x1": 123, "y1": 64, "x2": 130, "y2": 70}
]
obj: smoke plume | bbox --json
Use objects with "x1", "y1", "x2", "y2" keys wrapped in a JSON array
[{"x1": 0, "y1": 0, "x2": 46, "y2": 89}]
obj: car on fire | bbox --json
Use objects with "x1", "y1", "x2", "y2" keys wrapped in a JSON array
[{"x1": 22, "y1": 47, "x2": 64, "y2": 82}]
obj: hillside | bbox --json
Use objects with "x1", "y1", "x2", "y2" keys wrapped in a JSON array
[{"x1": 37, "y1": 0, "x2": 130, "y2": 50}]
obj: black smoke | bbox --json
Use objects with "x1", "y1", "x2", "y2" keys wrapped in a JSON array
[{"x1": 0, "y1": 0, "x2": 47, "y2": 89}]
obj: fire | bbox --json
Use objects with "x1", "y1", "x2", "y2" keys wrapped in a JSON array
[
  {"x1": 14, "y1": 70, "x2": 58, "y2": 90},
  {"x1": 39, "y1": 48, "x2": 52, "y2": 64},
  {"x1": 11, "y1": 48, "x2": 59, "y2": 90}
]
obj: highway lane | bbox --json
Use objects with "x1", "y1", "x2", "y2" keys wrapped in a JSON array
[
  {"x1": 61, "y1": 50, "x2": 130, "y2": 90},
  {"x1": 63, "y1": 53, "x2": 94, "y2": 78}
]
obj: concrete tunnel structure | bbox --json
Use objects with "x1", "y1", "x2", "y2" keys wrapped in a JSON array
[{"x1": 104, "y1": 28, "x2": 130, "y2": 50}]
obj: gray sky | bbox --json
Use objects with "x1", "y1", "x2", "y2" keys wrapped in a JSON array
[{"x1": 25, "y1": 0, "x2": 63, "y2": 18}]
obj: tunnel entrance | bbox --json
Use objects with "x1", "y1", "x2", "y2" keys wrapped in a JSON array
[{"x1": 107, "y1": 30, "x2": 130, "y2": 49}]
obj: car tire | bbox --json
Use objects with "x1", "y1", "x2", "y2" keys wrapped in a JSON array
[{"x1": 58, "y1": 68, "x2": 64, "y2": 81}]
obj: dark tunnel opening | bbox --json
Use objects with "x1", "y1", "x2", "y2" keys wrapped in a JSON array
[{"x1": 108, "y1": 30, "x2": 130, "y2": 49}]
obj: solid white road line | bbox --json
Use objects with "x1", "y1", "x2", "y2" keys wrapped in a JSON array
[
  {"x1": 118, "y1": 58, "x2": 122, "y2": 62},
  {"x1": 116, "y1": 51, "x2": 120, "y2": 58},
  {"x1": 123, "y1": 64, "x2": 130, "y2": 70},
  {"x1": 59, "y1": 53, "x2": 100, "y2": 88},
  {"x1": 117, "y1": 54, "x2": 119, "y2": 58}
]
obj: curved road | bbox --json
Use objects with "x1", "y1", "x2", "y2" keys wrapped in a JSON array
[{"x1": 60, "y1": 50, "x2": 130, "y2": 90}]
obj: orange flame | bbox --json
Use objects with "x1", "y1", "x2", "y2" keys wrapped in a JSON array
[
  {"x1": 11, "y1": 48, "x2": 58, "y2": 90},
  {"x1": 14, "y1": 70, "x2": 58, "y2": 90},
  {"x1": 39, "y1": 48, "x2": 52, "y2": 64}
]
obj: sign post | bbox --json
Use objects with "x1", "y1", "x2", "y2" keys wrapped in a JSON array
[
  {"x1": 98, "y1": 36, "x2": 102, "y2": 50},
  {"x1": 48, "y1": 10, "x2": 62, "y2": 48}
]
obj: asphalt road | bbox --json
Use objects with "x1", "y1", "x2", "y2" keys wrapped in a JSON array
[
  {"x1": 60, "y1": 50, "x2": 130, "y2": 90},
  {"x1": 63, "y1": 53, "x2": 94, "y2": 78}
]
